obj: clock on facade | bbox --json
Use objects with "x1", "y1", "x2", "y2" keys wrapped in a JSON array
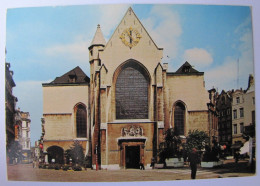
[{"x1": 120, "y1": 27, "x2": 142, "y2": 48}]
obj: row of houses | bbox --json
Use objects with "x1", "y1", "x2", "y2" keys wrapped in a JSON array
[
  {"x1": 5, "y1": 62, "x2": 32, "y2": 164},
  {"x1": 217, "y1": 74, "x2": 255, "y2": 155}
]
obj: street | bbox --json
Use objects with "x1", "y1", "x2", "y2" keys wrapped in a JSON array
[{"x1": 6, "y1": 159, "x2": 255, "y2": 182}]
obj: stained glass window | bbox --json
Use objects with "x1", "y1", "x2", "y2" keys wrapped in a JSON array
[
  {"x1": 116, "y1": 65, "x2": 148, "y2": 119},
  {"x1": 76, "y1": 105, "x2": 87, "y2": 137},
  {"x1": 174, "y1": 103, "x2": 185, "y2": 135}
]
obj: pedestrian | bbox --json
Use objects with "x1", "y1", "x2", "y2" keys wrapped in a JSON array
[
  {"x1": 140, "y1": 156, "x2": 145, "y2": 170},
  {"x1": 188, "y1": 148, "x2": 200, "y2": 179},
  {"x1": 234, "y1": 151, "x2": 239, "y2": 163},
  {"x1": 150, "y1": 157, "x2": 155, "y2": 169}
]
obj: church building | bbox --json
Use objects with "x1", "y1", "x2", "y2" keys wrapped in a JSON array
[{"x1": 42, "y1": 7, "x2": 213, "y2": 169}]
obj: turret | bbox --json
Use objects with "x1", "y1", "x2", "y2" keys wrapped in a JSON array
[
  {"x1": 89, "y1": 24, "x2": 106, "y2": 85},
  {"x1": 89, "y1": 24, "x2": 106, "y2": 62}
]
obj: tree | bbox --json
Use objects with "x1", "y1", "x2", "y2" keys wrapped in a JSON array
[
  {"x1": 158, "y1": 128, "x2": 182, "y2": 163},
  {"x1": 68, "y1": 141, "x2": 85, "y2": 166},
  {"x1": 185, "y1": 130, "x2": 209, "y2": 155}
]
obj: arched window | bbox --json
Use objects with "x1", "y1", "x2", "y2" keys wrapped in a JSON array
[
  {"x1": 76, "y1": 104, "x2": 87, "y2": 138},
  {"x1": 116, "y1": 64, "x2": 149, "y2": 119},
  {"x1": 174, "y1": 102, "x2": 185, "y2": 135}
]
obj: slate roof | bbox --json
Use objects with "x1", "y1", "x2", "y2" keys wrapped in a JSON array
[
  {"x1": 167, "y1": 61, "x2": 204, "y2": 76},
  {"x1": 44, "y1": 66, "x2": 90, "y2": 85},
  {"x1": 175, "y1": 61, "x2": 199, "y2": 73},
  {"x1": 90, "y1": 24, "x2": 106, "y2": 47}
]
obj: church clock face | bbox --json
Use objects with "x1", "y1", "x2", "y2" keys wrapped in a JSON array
[{"x1": 120, "y1": 27, "x2": 142, "y2": 48}]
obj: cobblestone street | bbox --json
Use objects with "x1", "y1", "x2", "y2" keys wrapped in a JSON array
[{"x1": 6, "y1": 159, "x2": 255, "y2": 182}]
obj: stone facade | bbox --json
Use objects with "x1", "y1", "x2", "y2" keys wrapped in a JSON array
[
  {"x1": 42, "y1": 7, "x2": 213, "y2": 169},
  {"x1": 89, "y1": 8, "x2": 211, "y2": 169},
  {"x1": 42, "y1": 66, "x2": 90, "y2": 164},
  {"x1": 231, "y1": 75, "x2": 255, "y2": 146}
]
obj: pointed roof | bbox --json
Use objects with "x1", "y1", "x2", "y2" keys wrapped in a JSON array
[
  {"x1": 175, "y1": 61, "x2": 203, "y2": 74},
  {"x1": 43, "y1": 66, "x2": 90, "y2": 86},
  {"x1": 104, "y1": 7, "x2": 163, "y2": 51},
  {"x1": 246, "y1": 74, "x2": 255, "y2": 93},
  {"x1": 90, "y1": 24, "x2": 106, "y2": 47}
]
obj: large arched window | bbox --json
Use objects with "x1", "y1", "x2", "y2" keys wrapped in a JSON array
[
  {"x1": 76, "y1": 104, "x2": 87, "y2": 137},
  {"x1": 174, "y1": 102, "x2": 185, "y2": 135},
  {"x1": 116, "y1": 64, "x2": 149, "y2": 119}
]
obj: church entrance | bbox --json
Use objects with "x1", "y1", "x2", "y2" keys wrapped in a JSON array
[
  {"x1": 119, "y1": 139, "x2": 145, "y2": 169},
  {"x1": 125, "y1": 146, "x2": 140, "y2": 169}
]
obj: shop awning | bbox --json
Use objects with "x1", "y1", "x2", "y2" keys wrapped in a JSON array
[{"x1": 230, "y1": 143, "x2": 242, "y2": 149}]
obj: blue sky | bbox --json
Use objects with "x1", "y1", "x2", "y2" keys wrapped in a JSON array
[{"x1": 5, "y1": 4, "x2": 254, "y2": 145}]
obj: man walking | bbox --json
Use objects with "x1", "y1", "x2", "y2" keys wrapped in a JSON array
[{"x1": 188, "y1": 148, "x2": 200, "y2": 179}]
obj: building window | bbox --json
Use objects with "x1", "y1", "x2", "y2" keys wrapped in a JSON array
[
  {"x1": 240, "y1": 108, "x2": 244, "y2": 118},
  {"x1": 227, "y1": 108, "x2": 230, "y2": 115},
  {"x1": 240, "y1": 123, "x2": 244, "y2": 133},
  {"x1": 76, "y1": 104, "x2": 87, "y2": 138},
  {"x1": 233, "y1": 109, "x2": 237, "y2": 119},
  {"x1": 253, "y1": 97, "x2": 255, "y2": 105},
  {"x1": 252, "y1": 111, "x2": 255, "y2": 125},
  {"x1": 236, "y1": 97, "x2": 240, "y2": 104},
  {"x1": 116, "y1": 64, "x2": 148, "y2": 119},
  {"x1": 174, "y1": 102, "x2": 185, "y2": 135},
  {"x1": 234, "y1": 124, "x2": 237, "y2": 134}
]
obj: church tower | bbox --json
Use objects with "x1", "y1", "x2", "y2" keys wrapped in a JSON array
[
  {"x1": 88, "y1": 7, "x2": 210, "y2": 170},
  {"x1": 88, "y1": 24, "x2": 106, "y2": 167}
]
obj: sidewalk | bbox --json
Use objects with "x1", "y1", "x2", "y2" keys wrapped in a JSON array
[{"x1": 6, "y1": 159, "x2": 256, "y2": 182}]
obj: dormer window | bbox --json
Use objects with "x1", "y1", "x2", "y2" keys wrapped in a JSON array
[
  {"x1": 182, "y1": 66, "x2": 190, "y2": 73},
  {"x1": 68, "y1": 75, "x2": 77, "y2": 83}
]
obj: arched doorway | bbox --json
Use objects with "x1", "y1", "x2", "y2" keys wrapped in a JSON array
[{"x1": 47, "y1": 146, "x2": 64, "y2": 164}]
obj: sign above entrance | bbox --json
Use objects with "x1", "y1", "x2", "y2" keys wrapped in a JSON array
[
  {"x1": 120, "y1": 27, "x2": 142, "y2": 48},
  {"x1": 121, "y1": 125, "x2": 143, "y2": 137}
]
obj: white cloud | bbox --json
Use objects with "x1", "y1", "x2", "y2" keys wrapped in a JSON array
[
  {"x1": 97, "y1": 4, "x2": 130, "y2": 38},
  {"x1": 205, "y1": 15, "x2": 254, "y2": 91},
  {"x1": 142, "y1": 5, "x2": 182, "y2": 62},
  {"x1": 205, "y1": 57, "x2": 237, "y2": 91},
  {"x1": 44, "y1": 40, "x2": 90, "y2": 65},
  {"x1": 183, "y1": 48, "x2": 213, "y2": 68}
]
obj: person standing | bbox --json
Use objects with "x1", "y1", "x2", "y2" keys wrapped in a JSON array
[
  {"x1": 150, "y1": 157, "x2": 155, "y2": 169},
  {"x1": 140, "y1": 156, "x2": 145, "y2": 170},
  {"x1": 188, "y1": 148, "x2": 200, "y2": 179}
]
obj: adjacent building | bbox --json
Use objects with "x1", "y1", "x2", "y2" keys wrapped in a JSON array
[
  {"x1": 5, "y1": 63, "x2": 18, "y2": 164},
  {"x1": 20, "y1": 111, "x2": 31, "y2": 163},
  {"x1": 216, "y1": 90, "x2": 233, "y2": 154},
  {"x1": 42, "y1": 66, "x2": 90, "y2": 164}
]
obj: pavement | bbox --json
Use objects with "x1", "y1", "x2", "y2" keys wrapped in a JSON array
[{"x1": 6, "y1": 159, "x2": 256, "y2": 182}]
